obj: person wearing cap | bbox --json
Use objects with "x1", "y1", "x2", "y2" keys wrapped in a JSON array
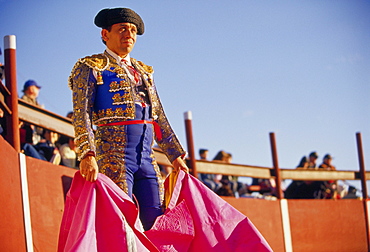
[
  {"x1": 198, "y1": 148, "x2": 221, "y2": 192},
  {"x1": 318, "y1": 154, "x2": 339, "y2": 199},
  {"x1": 20, "y1": 80, "x2": 44, "y2": 145},
  {"x1": 286, "y1": 152, "x2": 320, "y2": 199},
  {"x1": 319, "y1": 154, "x2": 336, "y2": 171},
  {"x1": 69, "y1": 7, "x2": 188, "y2": 230},
  {"x1": 307, "y1": 151, "x2": 318, "y2": 169},
  {"x1": 21, "y1": 79, "x2": 42, "y2": 106}
]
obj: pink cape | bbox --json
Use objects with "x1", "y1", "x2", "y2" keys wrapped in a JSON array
[{"x1": 58, "y1": 171, "x2": 272, "y2": 251}]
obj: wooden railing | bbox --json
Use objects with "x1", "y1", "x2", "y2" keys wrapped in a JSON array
[
  {"x1": 9, "y1": 97, "x2": 370, "y2": 187},
  {"x1": 195, "y1": 159, "x2": 368, "y2": 181},
  {"x1": 9, "y1": 99, "x2": 370, "y2": 184},
  {"x1": 18, "y1": 99, "x2": 74, "y2": 138}
]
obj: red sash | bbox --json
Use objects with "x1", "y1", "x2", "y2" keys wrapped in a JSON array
[{"x1": 98, "y1": 120, "x2": 162, "y2": 141}]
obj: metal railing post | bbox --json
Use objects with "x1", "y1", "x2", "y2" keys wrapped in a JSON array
[
  {"x1": 356, "y1": 132, "x2": 369, "y2": 250},
  {"x1": 4, "y1": 35, "x2": 20, "y2": 152},
  {"x1": 269, "y1": 132, "x2": 284, "y2": 199},
  {"x1": 184, "y1": 111, "x2": 197, "y2": 177}
]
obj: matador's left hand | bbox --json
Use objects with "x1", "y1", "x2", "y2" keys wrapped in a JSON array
[{"x1": 172, "y1": 156, "x2": 189, "y2": 173}]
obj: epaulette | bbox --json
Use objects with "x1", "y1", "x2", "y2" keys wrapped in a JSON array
[
  {"x1": 132, "y1": 58, "x2": 154, "y2": 74},
  {"x1": 68, "y1": 54, "x2": 109, "y2": 90},
  {"x1": 80, "y1": 54, "x2": 109, "y2": 71}
]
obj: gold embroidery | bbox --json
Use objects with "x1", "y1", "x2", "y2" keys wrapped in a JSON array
[
  {"x1": 70, "y1": 51, "x2": 186, "y2": 164},
  {"x1": 135, "y1": 59, "x2": 154, "y2": 74},
  {"x1": 91, "y1": 106, "x2": 135, "y2": 125},
  {"x1": 109, "y1": 80, "x2": 130, "y2": 92},
  {"x1": 81, "y1": 54, "x2": 109, "y2": 71},
  {"x1": 112, "y1": 93, "x2": 131, "y2": 105},
  {"x1": 102, "y1": 142, "x2": 110, "y2": 152},
  {"x1": 116, "y1": 68, "x2": 126, "y2": 79}
]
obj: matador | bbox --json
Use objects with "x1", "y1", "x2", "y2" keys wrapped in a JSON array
[{"x1": 69, "y1": 7, "x2": 189, "y2": 230}]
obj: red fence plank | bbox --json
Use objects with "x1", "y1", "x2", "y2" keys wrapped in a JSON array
[
  {"x1": 0, "y1": 137, "x2": 27, "y2": 251},
  {"x1": 288, "y1": 199, "x2": 367, "y2": 252}
]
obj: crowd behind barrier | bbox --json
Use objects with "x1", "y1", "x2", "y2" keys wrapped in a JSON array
[
  {"x1": 0, "y1": 78, "x2": 366, "y2": 200},
  {"x1": 0, "y1": 77, "x2": 360, "y2": 199},
  {"x1": 196, "y1": 149, "x2": 361, "y2": 200}
]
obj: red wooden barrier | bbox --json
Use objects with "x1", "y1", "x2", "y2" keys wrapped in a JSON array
[
  {"x1": 26, "y1": 157, "x2": 76, "y2": 251},
  {"x1": 0, "y1": 137, "x2": 27, "y2": 251},
  {"x1": 0, "y1": 136, "x2": 369, "y2": 251},
  {"x1": 288, "y1": 199, "x2": 367, "y2": 252},
  {"x1": 223, "y1": 197, "x2": 285, "y2": 251}
]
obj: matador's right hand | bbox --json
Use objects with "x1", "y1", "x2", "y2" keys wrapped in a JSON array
[{"x1": 80, "y1": 155, "x2": 99, "y2": 182}]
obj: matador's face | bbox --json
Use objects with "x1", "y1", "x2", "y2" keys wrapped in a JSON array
[{"x1": 102, "y1": 22, "x2": 137, "y2": 57}]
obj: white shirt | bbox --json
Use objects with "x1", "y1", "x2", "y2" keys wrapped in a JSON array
[{"x1": 100, "y1": 48, "x2": 139, "y2": 84}]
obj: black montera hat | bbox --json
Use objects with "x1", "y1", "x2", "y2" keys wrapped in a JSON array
[{"x1": 94, "y1": 8, "x2": 144, "y2": 35}]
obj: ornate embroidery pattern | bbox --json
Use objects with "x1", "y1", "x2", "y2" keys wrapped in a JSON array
[
  {"x1": 112, "y1": 93, "x2": 132, "y2": 105},
  {"x1": 152, "y1": 200, "x2": 194, "y2": 235},
  {"x1": 151, "y1": 152, "x2": 165, "y2": 204},
  {"x1": 96, "y1": 125, "x2": 129, "y2": 193},
  {"x1": 92, "y1": 107, "x2": 135, "y2": 125},
  {"x1": 109, "y1": 80, "x2": 130, "y2": 92},
  {"x1": 70, "y1": 52, "x2": 186, "y2": 163}
]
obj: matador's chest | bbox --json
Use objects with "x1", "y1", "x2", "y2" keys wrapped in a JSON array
[{"x1": 92, "y1": 67, "x2": 137, "y2": 123}]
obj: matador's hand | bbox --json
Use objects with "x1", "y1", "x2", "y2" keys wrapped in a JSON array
[
  {"x1": 80, "y1": 155, "x2": 99, "y2": 182},
  {"x1": 172, "y1": 156, "x2": 189, "y2": 173}
]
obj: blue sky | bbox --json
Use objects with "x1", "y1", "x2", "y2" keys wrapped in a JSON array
[{"x1": 1, "y1": 0, "x2": 369, "y2": 190}]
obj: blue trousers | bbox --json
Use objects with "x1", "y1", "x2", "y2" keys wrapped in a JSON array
[
  {"x1": 95, "y1": 105, "x2": 163, "y2": 230},
  {"x1": 22, "y1": 143, "x2": 47, "y2": 161}
]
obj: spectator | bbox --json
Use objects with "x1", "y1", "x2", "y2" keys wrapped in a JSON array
[
  {"x1": 305, "y1": 152, "x2": 320, "y2": 195},
  {"x1": 21, "y1": 80, "x2": 42, "y2": 106},
  {"x1": 58, "y1": 135, "x2": 78, "y2": 169},
  {"x1": 213, "y1": 150, "x2": 230, "y2": 184},
  {"x1": 318, "y1": 154, "x2": 336, "y2": 171},
  {"x1": 216, "y1": 179, "x2": 234, "y2": 197},
  {"x1": 20, "y1": 80, "x2": 43, "y2": 145},
  {"x1": 22, "y1": 143, "x2": 46, "y2": 160},
  {"x1": 299, "y1": 151, "x2": 323, "y2": 198},
  {"x1": 198, "y1": 149, "x2": 220, "y2": 192},
  {"x1": 66, "y1": 111, "x2": 73, "y2": 119},
  {"x1": 307, "y1": 151, "x2": 318, "y2": 169},
  {"x1": 221, "y1": 152, "x2": 248, "y2": 197},
  {"x1": 284, "y1": 156, "x2": 309, "y2": 199},
  {"x1": 222, "y1": 153, "x2": 247, "y2": 196},
  {"x1": 250, "y1": 178, "x2": 276, "y2": 197},
  {"x1": 199, "y1": 148, "x2": 208, "y2": 160},
  {"x1": 285, "y1": 153, "x2": 339, "y2": 199},
  {"x1": 296, "y1": 156, "x2": 309, "y2": 169},
  {"x1": 342, "y1": 186, "x2": 359, "y2": 199},
  {"x1": 213, "y1": 150, "x2": 235, "y2": 197},
  {"x1": 318, "y1": 154, "x2": 339, "y2": 199},
  {"x1": 22, "y1": 129, "x2": 61, "y2": 165},
  {"x1": 36, "y1": 129, "x2": 60, "y2": 163}
]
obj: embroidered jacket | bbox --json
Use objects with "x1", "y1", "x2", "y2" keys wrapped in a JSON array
[{"x1": 69, "y1": 51, "x2": 186, "y2": 163}]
